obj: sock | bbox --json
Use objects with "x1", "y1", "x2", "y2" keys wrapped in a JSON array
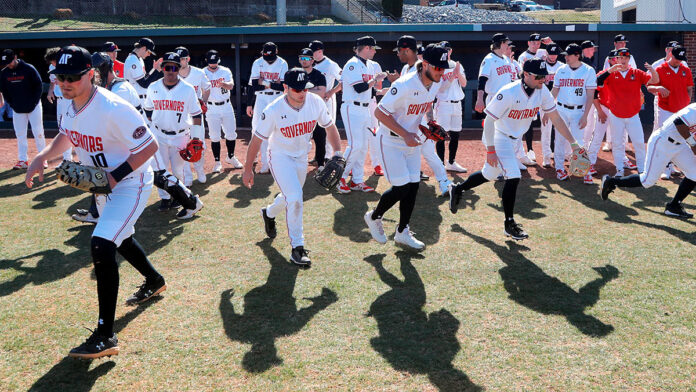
[
  {"x1": 117, "y1": 236, "x2": 161, "y2": 283},
  {"x1": 460, "y1": 171, "x2": 489, "y2": 192},
  {"x1": 225, "y1": 139, "x2": 236, "y2": 158},
  {"x1": 502, "y1": 178, "x2": 520, "y2": 220},
  {"x1": 211, "y1": 141, "x2": 221, "y2": 161},
  {"x1": 91, "y1": 236, "x2": 119, "y2": 337},
  {"x1": 372, "y1": 184, "x2": 406, "y2": 220},
  {"x1": 524, "y1": 124, "x2": 534, "y2": 151},
  {"x1": 671, "y1": 178, "x2": 696, "y2": 205},
  {"x1": 398, "y1": 182, "x2": 419, "y2": 232},
  {"x1": 448, "y1": 131, "x2": 459, "y2": 164},
  {"x1": 88, "y1": 194, "x2": 99, "y2": 218},
  {"x1": 615, "y1": 174, "x2": 642, "y2": 188},
  {"x1": 435, "y1": 140, "x2": 445, "y2": 163}
]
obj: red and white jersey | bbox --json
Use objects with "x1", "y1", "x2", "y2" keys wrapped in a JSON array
[
  {"x1": 436, "y1": 60, "x2": 465, "y2": 102},
  {"x1": 181, "y1": 66, "x2": 210, "y2": 99},
  {"x1": 144, "y1": 78, "x2": 201, "y2": 131},
  {"x1": 517, "y1": 49, "x2": 547, "y2": 66},
  {"x1": 602, "y1": 68, "x2": 652, "y2": 118},
  {"x1": 255, "y1": 92, "x2": 333, "y2": 157},
  {"x1": 342, "y1": 56, "x2": 376, "y2": 103},
  {"x1": 204, "y1": 65, "x2": 234, "y2": 103},
  {"x1": 544, "y1": 60, "x2": 564, "y2": 85},
  {"x1": 110, "y1": 79, "x2": 141, "y2": 109},
  {"x1": 603, "y1": 54, "x2": 636, "y2": 70},
  {"x1": 651, "y1": 57, "x2": 688, "y2": 69},
  {"x1": 657, "y1": 102, "x2": 696, "y2": 139},
  {"x1": 58, "y1": 87, "x2": 154, "y2": 173},
  {"x1": 377, "y1": 71, "x2": 441, "y2": 135},
  {"x1": 653, "y1": 62, "x2": 694, "y2": 113},
  {"x1": 478, "y1": 52, "x2": 519, "y2": 97},
  {"x1": 48, "y1": 64, "x2": 63, "y2": 98},
  {"x1": 124, "y1": 52, "x2": 147, "y2": 96},
  {"x1": 553, "y1": 63, "x2": 597, "y2": 106},
  {"x1": 313, "y1": 56, "x2": 342, "y2": 88},
  {"x1": 484, "y1": 80, "x2": 557, "y2": 139},
  {"x1": 248, "y1": 56, "x2": 288, "y2": 93}
]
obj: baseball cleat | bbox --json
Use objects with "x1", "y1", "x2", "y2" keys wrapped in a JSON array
[
  {"x1": 12, "y1": 160, "x2": 28, "y2": 170},
  {"x1": 445, "y1": 161, "x2": 468, "y2": 173},
  {"x1": 394, "y1": 225, "x2": 425, "y2": 251},
  {"x1": 660, "y1": 172, "x2": 670, "y2": 180},
  {"x1": 556, "y1": 169, "x2": 569, "y2": 181},
  {"x1": 602, "y1": 142, "x2": 612, "y2": 152},
  {"x1": 517, "y1": 160, "x2": 527, "y2": 170},
  {"x1": 600, "y1": 174, "x2": 616, "y2": 200},
  {"x1": 364, "y1": 210, "x2": 387, "y2": 244},
  {"x1": 126, "y1": 276, "x2": 167, "y2": 306},
  {"x1": 261, "y1": 208, "x2": 277, "y2": 238},
  {"x1": 449, "y1": 183, "x2": 462, "y2": 214},
  {"x1": 624, "y1": 160, "x2": 637, "y2": 170},
  {"x1": 212, "y1": 161, "x2": 222, "y2": 173},
  {"x1": 583, "y1": 174, "x2": 594, "y2": 185},
  {"x1": 438, "y1": 179, "x2": 453, "y2": 197},
  {"x1": 71, "y1": 211, "x2": 98, "y2": 224},
  {"x1": 373, "y1": 165, "x2": 384, "y2": 176},
  {"x1": 176, "y1": 195, "x2": 203, "y2": 220},
  {"x1": 337, "y1": 178, "x2": 351, "y2": 194},
  {"x1": 588, "y1": 165, "x2": 597, "y2": 176},
  {"x1": 542, "y1": 156, "x2": 552, "y2": 168},
  {"x1": 664, "y1": 202, "x2": 693, "y2": 219},
  {"x1": 520, "y1": 155, "x2": 536, "y2": 166},
  {"x1": 420, "y1": 172, "x2": 429, "y2": 181},
  {"x1": 527, "y1": 150, "x2": 536, "y2": 162},
  {"x1": 290, "y1": 246, "x2": 311, "y2": 268},
  {"x1": 349, "y1": 181, "x2": 374, "y2": 192},
  {"x1": 68, "y1": 329, "x2": 119, "y2": 359},
  {"x1": 504, "y1": 219, "x2": 528, "y2": 240},
  {"x1": 157, "y1": 199, "x2": 172, "y2": 212},
  {"x1": 225, "y1": 155, "x2": 243, "y2": 169}
]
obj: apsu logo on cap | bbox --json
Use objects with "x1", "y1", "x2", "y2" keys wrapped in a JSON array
[{"x1": 168, "y1": 53, "x2": 176, "y2": 60}]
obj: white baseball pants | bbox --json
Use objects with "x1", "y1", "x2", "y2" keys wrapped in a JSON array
[
  {"x1": 266, "y1": 149, "x2": 308, "y2": 248},
  {"x1": 12, "y1": 103, "x2": 45, "y2": 161},
  {"x1": 640, "y1": 131, "x2": 696, "y2": 187},
  {"x1": 481, "y1": 131, "x2": 522, "y2": 181},
  {"x1": 555, "y1": 107, "x2": 585, "y2": 171},
  {"x1": 341, "y1": 102, "x2": 371, "y2": 183},
  {"x1": 378, "y1": 131, "x2": 422, "y2": 186},
  {"x1": 608, "y1": 112, "x2": 646, "y2": 173}
]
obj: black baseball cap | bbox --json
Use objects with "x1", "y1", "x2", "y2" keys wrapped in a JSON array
[
  {"x1": 134, "y1": 37, "x2": 155, "y2": 55},
  {"x1": 440, "y1": 40, "x2": 452, "y2": 49},
  {"x1": 614, "y1": 34, "x2": 628, "y2": 42},
  {"x1": 162, "y1": 52, "x2": 181, "y2": 67},
  {"x1": 523, "y1": 58, "x2": 549, "y2": 76},
  {"x1": 284, "y1": 68, "x2": 314, "y2": 90},
  {"x1": 355, "y1": 36, "x2": 380, "y2": 49},
  {"x1": 417, "y1": 45, "x2": 424, "y2": 56},
  {"x1": 581, "y1": 40, "x2": 597, "y2": 49},
  {"x1": 546, "y1": 44, "x2": 561, "y2": 56},
  {"x1": 91, "y1": 52, "x2": 112, "y2": 69},
  {"x1": 262, "y1": 42, "x2": 277, "y2": 55},
  {"x1": 492, "y1": 33, "x2": 512, "y2": 44},
  {"x1": 422, "y1": 44, "x2": 451, "y2": 69},
  {"x1": 101, "y1": 41, "x2": 120, "y2": 52},
  {"x1": 393, "y1": 35, "x2": 417, "y2": 52},
  {"x1": 608, "y1": 49, "x2": 619, "y2": 58},
  {"x1": 49, "y1": 46, "x2": 93, "y2": 75},
  {"x1": 672, "y1": 46, "x2": 687, "y2": 61},
  {"x1": 564, "y1": 43, "x2": 582, "y2": 56},
  {"x1": 206, "y1": 50, "x2": 220, "y2": 64},
  {"x1": 299, "y1": 48, "x2": 313, "y2": 57},
  {"x1": 0, "y1": 49, "x2": 15, "y2": 67},
  {"x1": 616, "y1": 48, "x2": 631, "y2": 57},
  {"x1": 175, "y1": 46, "x2": 189, "y2": 58},
  {"x1": 666, "y1": 40, "x2": 680, "y2": 49},
  {"x1": 529, "y1": 33, "x2": 541, "y2": 41},
  {"x1": 309, "y1": 40, "x2": 324, "y2": 52}
]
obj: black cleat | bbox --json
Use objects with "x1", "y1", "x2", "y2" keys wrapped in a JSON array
[
  {"x1": 449, "y1": 183, "x2": 462, "y2": 214},
  {"x1": 600, "y1": 175, "x2": 616, "y2": 201},
  {"x1": 261, "y1": 208, "x2": 277, "y2": 238},
  {"x1": 170, "y1": 198, "x2": 181, "y2": 210},
  {"x1": 420, "y1": 171, "x2": 430, "y2": 181},
  {"x1": 125, "y1": 276, "x2": 166, "y2": 306},
  {"x1": 664, "y1": 202, "x2": 693, "y2": 219},
  {"x1": 504, "y1": 219, "x2": 529, "y2": 240},
  {"x1": 157, "y1": 199, "x2": 171, "y2": 212},
  {"x1": 290, "y1": 246, "x2": 311, "y2": 268},
  {"x1": 68, "y1": 329, "x2": 119, "y2": 359}
]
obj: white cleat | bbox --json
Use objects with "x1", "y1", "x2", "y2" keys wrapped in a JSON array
[
  {"x1": 195, "y1": 166, "x2": 207, "y2": 184},
  {"x1": 225, "y1": 155, "x2": 243, "y2": 169},
  {"x1": 527, "y1": 150, "x2": 536, "y2": 162},
  {"x1": 212, "y1": 161, "x2": 222, "y2": 173},
  {"x1": 438, "y1": 179, "x2": 453, "y2": 197},
  {"x1": 394, "y1": 224, "x2": 425, "y2": 251},
  {"x1": 518, "y1": 160, "x2": 527, "y2": 171},
  {"x1": 520, "y1": 155, "x2": 536, "y2": 166},
  {"x1": 444, "y1": 161, "x2": 468, "y2": 173},
  {"x1": 176, "y1": 195, "x2": 204, "y2": 220},
  {"x1": 602, "y1": 142, "x2": 612, "y2": 152},
  {"x1": 364, "y1": 210, "x2": 387, "y2": 244},
  {"x1": 71, "y1": 212, "x2": 98, "y2": 224}
]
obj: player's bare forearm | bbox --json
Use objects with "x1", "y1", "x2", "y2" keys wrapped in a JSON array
[
  {"x1": 221, "y1": 81, "x2": 234, "y2": 90},
  {"x1": 325, "y1": 124, "x2": 342, "y2": 154},
  {"x1": 583, "y1": 89, "x2": 595, "y2": 118},
  {"x1": 310, "y1": 86, "x2": 326, "y2": 99},
  {"x1": 201, "y1": 89, "x2": 211, "y2": 102},
  {"x1": 242, "y1": 135, "x2": 263, "y2": 187},
  {"x1": 34, "y1": 133, "x2": 73, "y2": 162},
  {"x1": 548, "y1": 110, "x2": 577, "y2": 145},
  {"x1": 551, "y1": 87, "x2": 559, "y2": 99},
  {"x1": 375, "y1": 108, "x2": 408, "y2": 137},
  {"x1": 646, "y1": 85, "x2": 661, "y2": 95},
  {"x1": 126, "y1": 140, "x2": 158, "y2": 171}
]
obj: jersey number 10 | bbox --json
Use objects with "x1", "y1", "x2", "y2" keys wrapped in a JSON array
[{"x1": 90, "y1": 153, "x2": 108, "y2": 168}]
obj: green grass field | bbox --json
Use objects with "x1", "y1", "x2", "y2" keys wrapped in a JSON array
[
  {"x1": 1, "y1": 142, "x2": 696, "y2": 391},
  {"x1": 524, "y1": 10, "x2": 601, "y2": 24}
]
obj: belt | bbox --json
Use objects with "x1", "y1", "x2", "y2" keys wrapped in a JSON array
[
  {"x1": 446, "y1": 100, "x2": 460, "y2": 104},
  {"x1": 207, "y1": 99, "x2": 230, "y2": 106},
  {"x1": 344, "y1": 101, "x2": 369, "y2": 107},
  {"x1": 155, "y1": 126, "x2": 187, "y2": 136},
  {"x1": 390, "y1": 131, "x2": 400, "y2": 137},
  {"x1": 667, "y1": 136, "x2": 681, "y2": 145},
  {"x1": 139, "y1": 94, "x2": 146, "y2": 99},
  {"x1": 559, "y1": 102, "x2": 583, "y2": 110},
  {"x1": 257, "y1": 91, "x2": 281, "y2": 96}
]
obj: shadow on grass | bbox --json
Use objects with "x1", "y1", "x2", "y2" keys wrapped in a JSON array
[
  {"x1": 0, "y1": 168, "x2": 26, "y2": 182},
  {"x1": 28, "y1": 298, "x2": 162, "y2": 391},
  {"x1": 226, "y1": 171, "x2": 274, "y2": 208},
  {"x1": 219, "y1": 238, "x2": 338, "y2": 373},
  {"x1": 487, "y1": 179, "x2": 549, "y2": 221},
  {"x1": 0, "y1": 171, "x2": 62, "y2": 200},
  {"x1": 365, "y1": 252, "x2": 482, "y2": 392},
  {"x1": 452, "y1": 224, "x2": 619, "y2": 337},
  {"x1": 330, "y1": 176, "x2": 381, "y2": 243}
]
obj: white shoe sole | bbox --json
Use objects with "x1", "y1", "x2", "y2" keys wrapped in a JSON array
[{"x1": 364, "y1": 212, "x2": 387, "y2": 244}]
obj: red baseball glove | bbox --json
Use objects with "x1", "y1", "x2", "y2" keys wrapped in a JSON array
[
  {"x1": 418, "y1": 120, "x2": 449, "y2": 142},
  {"x1": 179, "y1": 139, "x2": 204, "y2": 162}
]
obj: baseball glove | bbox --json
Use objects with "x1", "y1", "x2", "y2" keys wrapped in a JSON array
[
  {"x1": 418, "y1": 120, "x2": 449, "y2": 142},
  {"x1": 569, "y1": 147, "x2": 591, "y2": 177},
  {"x1": 314, "y1": 155, "x2": 346, "y2": 191},
  {"x1": 199, "y1": 99, "x2": 208, "y2": 115},
  {"x1": 55, "y1": 160, "x2": 112, "y2": 194},
  {"x1": 179, "y1": 139, "x2": 204, "y2": 162}
]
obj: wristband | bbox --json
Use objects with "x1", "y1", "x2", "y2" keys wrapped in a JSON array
[
  {"x1": 570, "y1": 141, "x2": 580, "y2": 149},
  {"x1": 110, "y1": 161, "x2": 134, "y2": 183}
]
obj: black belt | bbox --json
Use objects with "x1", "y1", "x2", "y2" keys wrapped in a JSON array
[
  {"x1": 559, "y1": 102, "x2": 583, "y2": 110},
  {"x1": 344, "y1": 101, "x2": 369, "y2": 107},
  {"x1": 258, "y1": 91, "x2": 281, "y2": 95},
  {"x1": 139, "y1": 94, "x2": 146, "y2": 99},
  {"x1": 156, "y1": 126, "x2": 186, "y2": 135},
  {"x1": 668, "y1": 136, "x2": 681, "y2": 145},
  {"x1": 207, "y1": 99, "x2": 230, "y2": 106},
  {"x1": 446, "y1": 100, "x2": 460, "y2": 103},
  {"x1": 390, "y1": 131, "x2": 399, "y2": 137}
]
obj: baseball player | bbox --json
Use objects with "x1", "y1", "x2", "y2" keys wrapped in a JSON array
[
  {"x1": 579, "y1": 40, "x2": 600, "y2": 150},
  {"x1": 434, "y1": 40, "x2": 468, "y2": 174},
  {"x1": 597, "y1": 48, "x2": 659, "y2": 176},
  {"x1": 649, "y1": 43, "x2": 691, "y2": 179},
  {"x1": 0, "y1": 49, "x2": 47, "y2": 170},
  {"x1": 337, "y1": 36, "x2": 386, "y2": 193},
  {"x1": 203, "y1": 49, "x2": 241, "y2": 173},
  {"x1": 601, "y1": 102, "x2": 696, "y2": 219},
  {"x1": 517, "y1": 33, "x2": 548, "y2": 65},
  {"x1": 587, "y1": 50, "x2": 618, "y2": 175},
  {"x1": 367, "y1": 56, "x2": 386, "y2": 176},
  {"x1": 247, "y1": 42, "x2": 288, "y2": 174},
  {"x1": 298, "y1": 48, "x2": 328, "y2": 168},
  {"x1": 25, "y1": 46, "x2": 166, "y2": 359},
  {"x1": 363, "y1": 44, "x2": 449, "y2": 250},
  {"x1": 311, "y1": 40, "x2": 343, "y2": 160},
  {"x1": 476, "y1": 34, "x2": 519, "y2": 117},
  {"x1": 538, "y1": 43, "x2": 564, "y2": 167},
  {"x1": 242, "y1": 68, "x2": 342, "y2": 267},
  {"x1": 516, "y1": 33, "x2": 550, "y2": 163},
  {"x1": 581, "y1": 40, "x2": 599, "y2": 70},
  {"x1": 46, "y1": 47, "x2": 73, "y2": 162},
  {"x1": 144, "y1": 52, "x2": 204, "y2": 219},
  {"x1": 124, "y1": 38, "x2": 162, "y2": 109},
  {"x1": 450, "y1": 59, "x2": 583, "y2": 240},
  {"x1": 101, "y1": 42, "x2": 124, "y2": 78},
  {"x1": 548, "y1": 44, "x2": 597, "y2": 183},
  {"x1": 602, "y1": 34, "x2": 637, "y2": 71}
]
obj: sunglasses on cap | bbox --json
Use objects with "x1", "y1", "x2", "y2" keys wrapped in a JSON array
[
  {"x1": 299, "y1": 56, "x2": 312, "y2": 61},
  {"x1": 163, "y1": 64, "x2": 179, "y2": 72},
  {"x1": 530, "y1": 73, "x2": 546, "y2": 80},
  {"x1": 429, "y1": 64, "x2": 445, "y2": 72},
  {"x1": 56, "y1": 70, "x2": 89, "y2": 83},
  {"x1": 291, "y1": 87, "x2": 308, "y2": 93}
]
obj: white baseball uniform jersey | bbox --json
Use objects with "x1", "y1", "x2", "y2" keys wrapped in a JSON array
[
  {"x1": 58, "y1": 87, "x2": 155, "y2": 246},
  {"x1": 603, "y1": 54, "x2": 637, "y2": 70},
  {"x1": 50, "y1": 63, "x2": 70, "y2": 160},
  {"x1": 48, "y1": 64, "x2": 63, "y2": 98},
  {"x1": 205, "y1": 65, "x2": 234, "y2": 105},
  {"x1": 342, "y1": 56, "x2": 375, "y2": 103},
  {"x1": 553, "y1": 63, "x2": 597, "y2": 106},
  {"x1": 367, "y1": 60, "x2": 383, "y2": 167},
  {"x1": 313, "y1": 56, "x2": 342, "y2": 119},
  {"x1": 181, "y1": 66, "x2": 210, "y2": 99},
  {"x1": 124, "y1": 52, "x2": 147, "y2": 97},
  {"x1": 110, "y1": 79, "x2": 141, "y2": 109},
  {"x1": 435, "y1": 60, "x2": 465, "y2": 132},
  {"x1": 401, "y1": 63, "x2": 417, "y2": 77},
  {"x1": 204, "y1": 65, "x2": 238, "y2": 143},
  {"x1": 248, "y1": 56, "x2": 288, "y2": 91},
  {"x1": 479, "y1": 53, "x2": 519, "y2": 102},
  {"x1": 517, "y1": 49, "x2": 547, "y2": 66},
  {"x1": 544, "y1": 60, "x2": 564, "y2": 85}
]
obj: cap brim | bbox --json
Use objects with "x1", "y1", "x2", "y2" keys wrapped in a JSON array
[
  {"x1": 49, "y1": 66, "x2": 89, "y2": 75},
  {"x1": 374, "y1": 45, "x2": 381, "y2": 49},
  {"x1": 162, "y1": 60, "x2": 180, "y2": 66}
]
